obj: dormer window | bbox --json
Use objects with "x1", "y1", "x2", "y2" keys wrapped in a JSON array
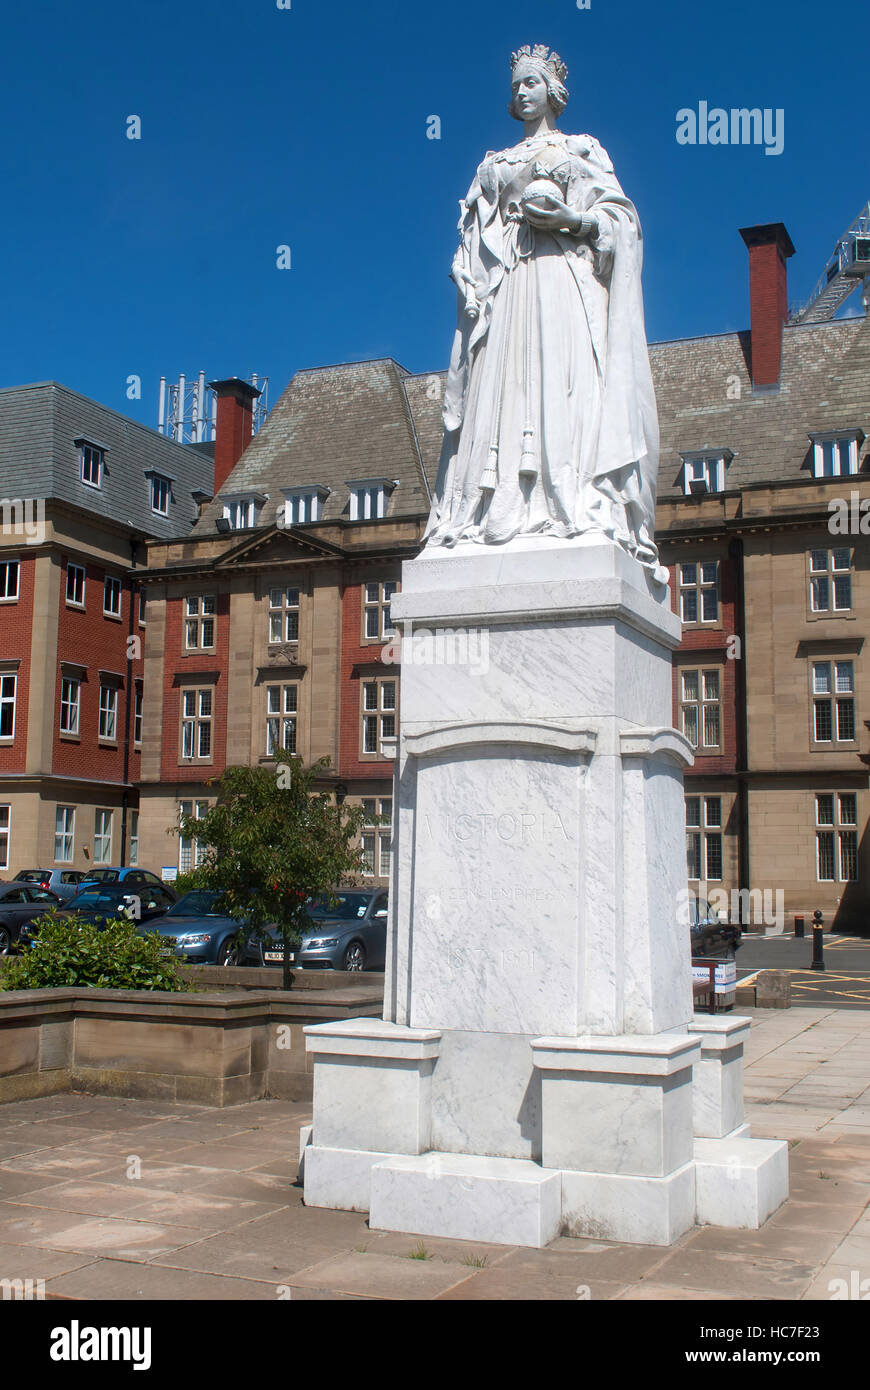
[
  {"x1": 149, "y1": 473, "x2": 172, "y2": 516},
  {"x1": 222, "y1": 493, "x2": 266, "y2": 530},
  {"x1": 281, "y1": 486, "x2": 329, "y2": 526},
  {"x1": 347, "y1": 478, "x2": 396, "y2": 521},
  {"x1": 681, "y1": 453, "x2": 730, "y2": 496},
  {"x1": 76, "y1": 439, "x2": 106, "y2": 490},
  {"x1": 810, "y1": 432, "x2": 862, "y2": 479}
]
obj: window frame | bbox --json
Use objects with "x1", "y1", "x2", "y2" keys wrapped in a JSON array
[
  {"x1": 686, "y1": 794, "x2": 723, "y2": 883},
  {"x1": 810, "y1": 433, "x2": 860, "y2": 480},
  {"x1": 677, "y1": 560, "x2": 720, "y2": 627},
  {"x1": 267, "y1": 586, "x2": 301, "y2": 646},
  {"x1": 54, "y1": 806, "x2": 75, "y2": 863},
  {"x1": 347, "y1": 478, "x2": 394, "y2": 522},
  {"x1": 93, "y1": 809, "x2": 113, "y2": 865},
  {"x1": 362, "y1": 579, "x2": 400, "y2": 644},
  {"x1": 133, "y1": 683, "x2": 143, "y2": 746},
  {"x1": 361, "y1": 797, "x2": 393, "y2": 879},
  {"x1": 80, "y1": 443, "x2": 104, "y2": 490},
  {"x1": 679, "y1": 665, "x2": 723, "y2": 754},
  {"x1": 180, "y1": 686, "x2": 214, "y2": 762},
  {"x1": 681, "y1": 453, "x2": 726, "y2": 496},
  {"x1": 0, "y1": 673, "x2": 17, "y2": 741},
  {"x1": 816, "y1": 792, "x2": 859, "y2": 882},
  {"x1": 66, "y1": 562, "x2": 86, "y2": 609},
  {"x1": 178, "y1": 799, "x2": 210, "y2": 873},
  {"x1": 282, "y1": 488, "x2": 327, "y2": 526},
  {"x1": 103, "y1": 574, "x2": 122, "y2": 618},
  {"x1": 0, "y1": 560, "x2": 19, "y2": 602},
  {"x1": 808, "y1": 547, "x2": 852, "y2": 616},
  {"x1": 98, "y1": 684, "x2": 119, "y2": 743},
  {"x1": 360, "y1": 677, "x2": 398, "y2": 758},
  {"x1": 0, "y1": 804, "x2": 9, "y2": 871},
  {"x1": 183, "y1": 594, "x2": 217, "y2": 652},
  {"x1": 59, "y1": 676, "x2": 81, "y2": 737},
  {"x1": 265, "y1": 682, "x2": 299, "y2": 758},
  {"x1": 810, "y1": 659, "x2": 856, "y2": 747},
  {"x1": 150, "y1": 474, "x2": 171, "y2": 516}
]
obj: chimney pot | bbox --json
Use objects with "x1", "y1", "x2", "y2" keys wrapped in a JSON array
[
  {"x1": 209, "y1": 378, "x2": 261, "y2": 494},
  {"x1": 739, "y1": 223, "x2": 795, "y2": 389}
]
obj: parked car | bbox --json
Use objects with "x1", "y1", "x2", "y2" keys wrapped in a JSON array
[
  {"x1": 20, "y1": 882, "x2": 178, "y2": 946},
  {"x1": 243, "y1": 889, "x2": 389, "y2": 972},
  {"x1": 141, "y1": 890, "x2": 256, "y2": 966},
  {"x1": 0, "y1": 883, "x2": 62, "y2": 953},
  {"x1": 689, "y1": 897, "x2": 741, "y2": 957},
  {"x1": 77, "y1": 868, "x2": 168, "y2": 893},
  {"x1": 12, "y1": 869, "x2": 84, "y2": 901}
]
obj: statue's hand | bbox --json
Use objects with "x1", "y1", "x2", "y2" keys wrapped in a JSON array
[{"x1": 523, "y1": 196, "x2": 594, "y2": 237}]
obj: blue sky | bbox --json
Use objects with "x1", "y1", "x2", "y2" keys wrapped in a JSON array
[{"x1": 0, "y1": 0, "x2": 865, "y2": 427}]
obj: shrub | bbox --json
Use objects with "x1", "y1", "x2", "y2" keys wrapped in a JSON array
[{"x1": 0, "y1": 910, "x2": 192, "y2": 993}]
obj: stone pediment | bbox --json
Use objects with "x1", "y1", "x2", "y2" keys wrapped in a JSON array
[{"x1": 213, "y1": 525, "x2": 344, "y2": 569}]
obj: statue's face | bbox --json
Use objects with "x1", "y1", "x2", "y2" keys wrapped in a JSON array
[{"x1": 511, "y1": 63, "x2": 551, "y2": 121}]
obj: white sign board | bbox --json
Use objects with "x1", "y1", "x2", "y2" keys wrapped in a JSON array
[{"x1": 692, "y1": 958, "x2": 737, "y2": 996}]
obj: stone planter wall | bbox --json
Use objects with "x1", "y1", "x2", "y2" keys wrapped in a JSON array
[{"x1": 0, "y1": 985, "x2": 382, "y2": 1106}]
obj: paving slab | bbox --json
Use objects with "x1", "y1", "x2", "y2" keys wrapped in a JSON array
[
  {"x1": 0, "y1": 1205, "x2": 207, "y2": 1260},
  {"x1": 43, "y1": 1259, "x2": 293, "y2": 1301},
  {"x1": 648, "y1": 1250, "x2": 815, "y2": 1299},
  {"x1": 289, "y1": 1250, "x2": 485, "y2": 1300}
]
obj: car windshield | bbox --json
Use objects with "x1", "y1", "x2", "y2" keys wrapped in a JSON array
[
  {"x1": 306, "y1": 893, "x2": 372, "y2": 921},
  {"x1": 167, "y1": 892, "x2": 227, "y2": 917},
  {"x1": 81, "y1": 870, "x2": 120, "y2": 883},
  {"x1": 67, "y1": 890, "x2": 126, "y2": 911},
  {"x1": 15, "y1": 871, "x2": 47, "y2": 881}
]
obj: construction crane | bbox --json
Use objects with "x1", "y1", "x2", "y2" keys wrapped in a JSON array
[{"x1": 790, "y1": 202, "x2": 870, "y2": 324}]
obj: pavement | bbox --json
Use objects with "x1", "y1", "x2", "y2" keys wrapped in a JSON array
[{"x1": 0, "y1": 1005, "x2": 868, "y2": 1301}]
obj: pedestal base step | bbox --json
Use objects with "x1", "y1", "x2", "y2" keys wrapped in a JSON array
[
  {"x1": 560, "y1": 1163, "x2": 696, "y2": 1246},
  {"x1": 370, "y1": 1152, "x2": 562, "y2": 1249},
  {"x1": 694, "y1": 1137, "x2": 789, "y2": 1229}
]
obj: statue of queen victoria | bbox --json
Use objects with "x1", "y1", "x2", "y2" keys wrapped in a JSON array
[{"x1": 425, "y1": 45, "x2": 666, "y2": 586}]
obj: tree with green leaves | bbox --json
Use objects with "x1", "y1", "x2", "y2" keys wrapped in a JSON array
[{"x1": 175, "y1": 760, "x2": 369, "y2": 988}]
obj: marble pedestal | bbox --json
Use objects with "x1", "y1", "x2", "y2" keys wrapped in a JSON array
[{"x1": 304, "y1": 539, "x2": 788, "y2": 1245}]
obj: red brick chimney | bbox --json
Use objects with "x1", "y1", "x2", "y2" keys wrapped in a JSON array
[
  {"x1": 209, "y1": 378, "x2": 261, "y2": 493},
  {"x1": 738, "y1": 224, "x2": 795, "y2": 389}
]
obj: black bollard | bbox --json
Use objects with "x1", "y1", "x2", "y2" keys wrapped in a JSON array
[
  {"x1": 794, "y1": 915, "x2": 805, "y2": 939},
  {"x1": 811, "y1": 910, "x2": 825, "y2": 972}
]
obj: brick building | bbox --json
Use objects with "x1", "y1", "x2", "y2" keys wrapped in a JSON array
[
  {"x1": 7, "y1": 218, "x2": 866, "y2": 930},
  {"x1": 0, "y1": 383, "x2": 213, "y2": 877},
  {"x1": 136, "y1": 221, "x2": 869, "y2": 925}
]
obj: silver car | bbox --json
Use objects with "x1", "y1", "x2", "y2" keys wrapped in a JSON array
[{"x1": 12, "y1": 869, "x2": 84, "y2": 902}]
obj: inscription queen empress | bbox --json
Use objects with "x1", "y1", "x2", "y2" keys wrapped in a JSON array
[{"x1": 425, "y1": 44, "x2": 667, "y2": 587}]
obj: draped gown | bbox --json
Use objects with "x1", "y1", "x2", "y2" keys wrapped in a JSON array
[{"x1": 424, "y1": 129, "x2": 666, "y2": 584}]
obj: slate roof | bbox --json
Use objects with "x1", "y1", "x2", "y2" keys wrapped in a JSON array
[
  {"x1": 192, "y1": 359, "x2": 432, "y2": 536},
  {"x1": 650, "y1": 316, "x2": 870, "y2": 500},
  {"x1": 196, "y1": 313, "x2": 870, "y2": 538},
  {"x1": 0, "y1": 382, "x2": 214, "y2": 538}
]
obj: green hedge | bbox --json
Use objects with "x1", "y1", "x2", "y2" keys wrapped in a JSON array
[{"x1": 0, "y1": 910, "x2": 192, "y2": 992}]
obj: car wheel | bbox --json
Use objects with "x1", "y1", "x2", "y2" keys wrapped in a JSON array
[
  {"x1": 343, "y1": 940, "x2": 366, "y2": 972},
  {"x1": 217, "y1": 939, "x2": 240, "y2": 967},
  {"x1": 0, "y1": 926, "x2": 11, "y2": 955}
]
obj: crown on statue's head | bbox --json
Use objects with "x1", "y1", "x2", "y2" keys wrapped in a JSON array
[{"x1": 510, "y1": 44, "x2": 568, "y2": 85}]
